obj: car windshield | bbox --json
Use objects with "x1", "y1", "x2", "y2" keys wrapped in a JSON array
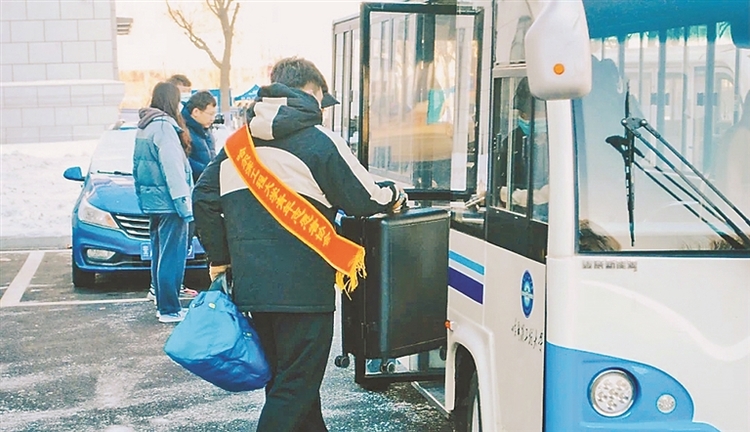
[
  {"x1": 575, "y1": 2, "x2": 750, "y2": 253},
  {"x1": 88, "y1": 129, "x2": 137, "y2": 175}
]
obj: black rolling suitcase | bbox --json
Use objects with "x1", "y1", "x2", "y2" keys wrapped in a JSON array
[{"x1": 335, "y1": 207, "x2": 450, "y2": 388}]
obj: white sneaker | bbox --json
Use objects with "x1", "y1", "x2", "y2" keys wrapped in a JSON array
[
  {"x1": 158, "y1": 309, "x2": 188, "y2": 323},
  {"x1": 156, "y1": 308, "x2": 187, "y2": 319}
]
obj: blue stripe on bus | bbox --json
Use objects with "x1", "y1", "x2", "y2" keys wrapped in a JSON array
[
  {"x1": 449, "y1": 251, "x2": 485, "y2": 275},
  {"x1": 448, "y1": 267, "x2": 483, "y2": 304}
]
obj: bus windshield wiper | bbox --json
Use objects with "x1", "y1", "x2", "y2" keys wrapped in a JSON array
[
  {"x1": 96, "y1": 170, "x2": 132, "y2": 176},
  {"x1": 606, "y1": 83, "x2": 637, "y2": 246},
  {"x1": 606, "y1": 92, "x2": 750, "y2": 249}
]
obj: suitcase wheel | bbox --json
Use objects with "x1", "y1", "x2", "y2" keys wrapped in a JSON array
[{"x1": 334, "y1": 355, "x2": 350, "y2": 368}]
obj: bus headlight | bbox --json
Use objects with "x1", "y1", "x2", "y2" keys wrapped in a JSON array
[
  {"x1": 78, "y1": 197, "x2": 118, "y2": 229},
  {"x1": 589, "y1": 369, "x2": 635, "y2": 417}
]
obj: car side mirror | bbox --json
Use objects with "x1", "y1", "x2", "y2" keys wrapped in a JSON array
[{"x1": 63, "y1": 166, "x2": 85, "y2": 182}]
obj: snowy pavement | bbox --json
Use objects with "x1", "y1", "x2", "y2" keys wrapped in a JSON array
[
  {"x1": 0, "y1": 124, "x2": 231, "y2": 242},
  {"x1": 0, "y1": 139, "x2": 97, "y2": 240}
]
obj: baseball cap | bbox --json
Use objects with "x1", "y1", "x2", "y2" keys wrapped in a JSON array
[{"x1": 321, "y1": 91, "x2": 340, "y2": 109}]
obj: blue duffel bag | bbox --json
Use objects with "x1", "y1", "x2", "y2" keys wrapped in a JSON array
[{"x1": 163, "y1": 273, "x2": 271, "y2": 392}]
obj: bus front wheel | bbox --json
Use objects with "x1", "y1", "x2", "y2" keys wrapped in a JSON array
[
  {"x1": 466, "y1": 372, "x2": 482, "y2": 432},
  {"x1": 454, "y1": 370, "x2": 482, "y2": 432}
]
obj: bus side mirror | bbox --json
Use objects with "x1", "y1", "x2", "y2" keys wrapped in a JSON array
[{"x1": 525, "y1": 0, "x2": 592, "y2": 100}]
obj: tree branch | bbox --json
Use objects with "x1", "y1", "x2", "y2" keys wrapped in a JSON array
[
  {"x1": 206, "y1": 0, "x2": 222, "y2": 19},
  {"x1": 230, "y1": 2, "x2": 240, "y2": 31},
  {"x1": 166, "y1": 0, "x2": 222, "y2": 68}
]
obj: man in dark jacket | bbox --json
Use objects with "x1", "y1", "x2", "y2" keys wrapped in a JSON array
[
  {"x1": 193, "y1": 57, "x2": 405, "y2": 432},
  {"x1": 182, "y1": 91, "x2": 217, "y2": 182}
]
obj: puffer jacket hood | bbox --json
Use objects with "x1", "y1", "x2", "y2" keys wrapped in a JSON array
[
  {"x1": 245, "y1": 83, "x2": 322, "y2": 141},
  {"x1": 138, "y1": 107, "x2": 180, "y2": 131}
]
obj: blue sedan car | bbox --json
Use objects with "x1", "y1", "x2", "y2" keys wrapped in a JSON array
[{"x1": 63, "y1": 123, "x2": 206, "y2": 287}]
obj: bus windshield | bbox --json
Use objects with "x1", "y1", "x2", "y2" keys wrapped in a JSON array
[{"x1": 575, "y1": 1, "x2": 750, "y2": 253}]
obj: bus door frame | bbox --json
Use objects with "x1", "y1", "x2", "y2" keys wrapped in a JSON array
[
  {"x1": 343, "y1": 1, "x2": 485, "y2": 389},
  {"x1": 358, "y1": 1, "x2": 485, "y2": 202}
]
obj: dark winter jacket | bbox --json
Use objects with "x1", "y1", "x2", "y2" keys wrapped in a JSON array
[
  {"x1": 181, "y1": 106, "x2": 216, "y2": 183},
  {"x1": 133, "y1": 108, "x2": 194, "y2": 221},
  {"x1": 193, "y1": 83, "x2": 400, "y2": 313}
]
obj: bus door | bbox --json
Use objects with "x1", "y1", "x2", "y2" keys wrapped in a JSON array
[
  {"x1": 346, "y1": 2, "x2": 485, "y2": 391},
  {"x1": 484, "y1": 65, "x2": 549, "y2": 431},
  {"x1": 358, "y1": 2, "x2": 484, "y2": 195}
]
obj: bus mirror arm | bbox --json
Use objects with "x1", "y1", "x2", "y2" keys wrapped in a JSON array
[{"x1": 610, "y1": 116, "x2": 750, "y2": 249}]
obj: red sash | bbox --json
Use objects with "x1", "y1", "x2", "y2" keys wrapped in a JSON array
[{"x1": 224, "y1": 128, "x2": 365, "y2": 294}]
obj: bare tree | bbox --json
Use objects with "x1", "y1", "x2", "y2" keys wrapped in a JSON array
[{"x1": 166, "y1": 0, "x2": 240, "y2": 113}]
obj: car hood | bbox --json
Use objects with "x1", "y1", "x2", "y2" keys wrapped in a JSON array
[{"x1": 85, "y1": 174, "x2": 143, "y2": 215}]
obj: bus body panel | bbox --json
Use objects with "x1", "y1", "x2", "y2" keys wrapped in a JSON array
[
  {"x1": 484, "y1": 240, "x2": 546, "y2": 431},
  {"x1": 546, "y1": 256, "x2": 749, "y2": 431},
  {"x1": 449, "y1": 229, "x2": 547, "y2": 431},
  {"x1": 447, "y1": 230, "x2": 495, "y2": 427},
  {"x1": 446, "y1": 306, "x2": 497, "y2": 429}
]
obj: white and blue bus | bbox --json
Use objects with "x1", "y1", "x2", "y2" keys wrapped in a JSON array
[{"x1": 330, "y1": 0, "x2": 749, "y2": 430}]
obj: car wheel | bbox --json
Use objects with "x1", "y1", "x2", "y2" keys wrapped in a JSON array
[{"x1": 72, "y1": 260, "x2": 95, "y2": 287}]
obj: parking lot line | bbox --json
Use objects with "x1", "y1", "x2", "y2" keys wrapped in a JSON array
[
  {"x1": 0, "y1": 248, "x2": 68, "y2": 255},
  {"x1": 15, "y1": 298, "x2": 151, "y2": 307},
  {"x1": 0, "y1": 251, "x2": 45, "y2": 307}
]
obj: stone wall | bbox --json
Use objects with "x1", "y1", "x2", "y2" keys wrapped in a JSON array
[{"x1": 1, "y1": 0, "x2": 124, "y2": 144}]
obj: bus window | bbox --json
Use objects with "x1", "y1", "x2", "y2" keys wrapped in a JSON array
[
  {"x1": 576, "y1": 21, "x2": 750, "y2": 252},
  {"x1": 332, "y1": 32, "x2": 345, "y2": 134},
  {"x1": 530, "y1": 99, "x2": 550, "y2": 222},
  {"x1": 350, "y1": 29, "x2": 360, "y2": 156},
  {"x1": 365, "y1": 13, "x2": 479, "y2": 192},
  {"x1": 487, "y1": 73, "x2": 549, "y2": 261},
  {"x1": 492, "y1": 77, "x2": 549, "y2": 216}
]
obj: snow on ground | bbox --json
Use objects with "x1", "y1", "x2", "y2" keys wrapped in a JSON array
[
  {"x1": 0, "y1": 126, "x2": 233, "y2": 240},
  {"x1": 0, "y1": 140, "x2": 98, "y2": 238}
]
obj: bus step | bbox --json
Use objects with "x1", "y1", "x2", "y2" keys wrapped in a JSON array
[{"x1": 412, "y1": 380, "x2": 449, "y2": 419}]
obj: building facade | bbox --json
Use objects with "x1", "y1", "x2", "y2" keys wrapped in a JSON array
[{"x1": 1, "y1": 0, "x2": 124, "y2": 144}]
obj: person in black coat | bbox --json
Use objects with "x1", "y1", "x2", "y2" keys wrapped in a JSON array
[
  {"x1": 182, "y1": 91, "x2": 217, "y2": 182},
  {"x1": 193, "y1": 57, "x2": 405, "y2": 432}
]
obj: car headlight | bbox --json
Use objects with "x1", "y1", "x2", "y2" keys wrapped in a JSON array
[
  {"x1": 589, "y1": 369, "x2": 636, "y2": 417},
  {"x1": 86, "y1": 248, "x2": 116, "y2": 261},
  {"x1": 78, "y1": 197, "x2": 118, "y2": 229}
]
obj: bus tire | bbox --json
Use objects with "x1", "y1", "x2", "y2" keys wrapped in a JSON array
[
  {"x1": 466, "y1": 372, "x2": 482, "y2": 432},
  {"x1": 454, "y1": 370, "x2": 482, "y2": 432}
]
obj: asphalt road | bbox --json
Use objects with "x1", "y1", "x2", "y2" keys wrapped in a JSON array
[{"x1": 0, "y1": 244, "x2": 454, "y2": 432}]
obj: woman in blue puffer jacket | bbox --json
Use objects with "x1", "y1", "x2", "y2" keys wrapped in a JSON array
[{"x1": 133, "y1": 82, "x2": 194, "y2": 323}]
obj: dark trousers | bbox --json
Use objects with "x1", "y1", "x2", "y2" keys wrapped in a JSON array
[
  {"x1": 252, "y1": 312, "x2": 333, "y2": 432},
  {"x1": 149, "y1": 213, "x2": 188, "y2": 314}
]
